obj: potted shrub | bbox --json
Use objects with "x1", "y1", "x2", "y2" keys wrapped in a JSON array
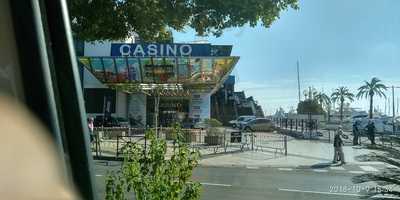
[{"x1": 203, "y1": 118, "x2": 224, "y2": 146}]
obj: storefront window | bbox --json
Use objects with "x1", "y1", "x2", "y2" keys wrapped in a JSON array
[
  {"x1": 115, "y1": 57, "x2": 129, "y2": 82},
  {"x1": 213, "y1": 58, "x2": 234, "y2": 82},
  {"x1": 201, "y1": 58, "x2": 214, "y2": 82},
  {"x1": 189, "y1": 58, "x2": 202, "y2": 82},
  {"x1": 164, "y1": 58, "x2": 177, "y2": 82},
  {"x1": 142, "y1": 58, "x2": 176, "y2": 83},
  {"x1": 141, "y1": 58, "x2": 153, "y2": 83},
  {"x1": 89, "y1": 57, "x2": 105, "y2": 82},
  {"x1": 178, "y1": 58, "x2": 190, "y2": 82},
  {"x1": 127, "y1": 58, "x2": 141, "y2": 82},
  {"x1": 102, "y1": 58, "x2": 117, "y2": 83}
]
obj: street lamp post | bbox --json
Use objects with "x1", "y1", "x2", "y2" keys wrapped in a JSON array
[{"x1": 391, "y1": 86, "x2": 400, "y2": 135}]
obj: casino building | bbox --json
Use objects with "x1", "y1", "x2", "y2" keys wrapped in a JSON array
[{"x1": 78, "y1": 41, "x2": 239, "y2": 127}]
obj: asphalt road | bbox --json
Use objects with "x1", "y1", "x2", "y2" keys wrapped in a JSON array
[{"x1": 93, "y1": 161, "x2": 388, "y2": 200}]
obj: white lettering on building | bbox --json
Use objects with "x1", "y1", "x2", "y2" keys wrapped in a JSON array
[
  {"x1": 119, "y1": 44, "x2": 131, "y2": 56},
  {"x1": 119, "y1": 44, "x2": 193, "y2": 56},
  {"x1": 147, "y1": 44, "x2": 157, "y2": 56},
  {"x1": 133, "y1": 45, "x2": 145, "y2": 56},
  {"x1": 180, "y1": 45, "x2": 192, "y2": 56},
  {"x1": 166, "y1": 44, "x2": 177, "y2": 56}
]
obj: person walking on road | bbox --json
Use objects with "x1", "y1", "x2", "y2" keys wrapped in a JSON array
[
  {"x1": 333, "y1": 127, "x2": 346, "y2": 165},
  {"x1": 352, "y1": 120, "x2": 360, "y2": 145},
  {"x1": 366, "y1": 120, "x2": 376, "y2": 145}
]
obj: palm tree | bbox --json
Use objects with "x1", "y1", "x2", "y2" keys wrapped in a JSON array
[
  {"x1": 315, "y1": 92, "x2": 332, "y2": 121},
  {"x1": 357, "y1": 77, "x2": 387, "y2": 119},
  {"x1": 331, "y1": 87, "x2": 355, "y2": 121}
]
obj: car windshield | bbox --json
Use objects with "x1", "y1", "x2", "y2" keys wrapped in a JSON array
[
  {"x1": 237, "y1": 117, "x2": 245, "y2": 121},
  {"x1": 68, "y1": 1, "x2": 400, "y2": 199}
]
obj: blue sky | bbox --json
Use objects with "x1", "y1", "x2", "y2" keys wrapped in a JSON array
[{"x1": 173, "y1": 0, "x2": 400, "y2": 115}]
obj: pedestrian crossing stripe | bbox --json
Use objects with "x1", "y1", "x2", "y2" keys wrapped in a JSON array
[
  {"x1": 313, "y1": 169, "x2": 329, "y2": 173},
  {"x1": 330, "y1": 166, "x2": 345, "y2": 170},
  {"x1": 349, "y1": 171, "x2": 366, "y2": 174},
  {"x1": 278, "y1": 168, "x2": 293, "y2": 171},
  {"x1": 359, "y1": 165, "x2": 379, "y2": 172}
]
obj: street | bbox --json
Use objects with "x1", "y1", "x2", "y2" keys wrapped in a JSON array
[{"x1": 94, "y1": 161, "x2": 388, "y2": 200}]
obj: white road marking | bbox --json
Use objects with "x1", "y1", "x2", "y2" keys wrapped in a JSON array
[
  {"x1": 246, "y1": 166, "x2": 259, "y2": 169},
  {"x1": 200, "y1": 182, "x2": 232, "y2": 187},
  {"x1": 278, "y1": 168, "x2": 293, "y2": 171},
  {"x1": 280, "y1": 188, "x2": 400, "y2": 199},
  {"x1": 349, "y1": 171, "x2": 366, "y2": 174},
  {"x1": 278, "y1": 188, "x2": 362, "y2": 197},
  {"x1": 330, "y1": 166, "x2": 345, "y2": 170},
  {"x1": 360, "y1": 165, "x2": 379, "y2": 172},
  {"x1": 95, "y1": 174, "x2": 103, "y2": 177},
  {"x1": 313, "y1": 169, "x2": 328, "y2": 173}
]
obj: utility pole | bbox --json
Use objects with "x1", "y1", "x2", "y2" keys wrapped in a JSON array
[
  {"x1": 393, "y1": 86, "x2": 396, "y2": 135},
  {"x1": 297, "y1": 60, "x2": 301, "y2": 103}
]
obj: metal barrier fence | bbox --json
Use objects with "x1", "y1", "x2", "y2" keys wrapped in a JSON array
[{"x1": 91, "y1": 127, "x2": 287, "y2": 159}]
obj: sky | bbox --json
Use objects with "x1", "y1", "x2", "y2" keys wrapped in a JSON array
[{"x1": 173, "y1": 0, "x2": 400, "y2": 115}]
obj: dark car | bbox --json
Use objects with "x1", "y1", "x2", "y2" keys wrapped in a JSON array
[{"x1": 93, "y1": 116, "x2": 120, "y2": 127}]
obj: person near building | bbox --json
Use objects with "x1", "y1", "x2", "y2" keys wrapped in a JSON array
[
  {"x1": 352, "y1": 120, "x2": 360, "y2": 145},
  {"x1": 333, "y1": 127, "x2": 346, "y2": 165},
  {"x1": 87, "y1": 117, "x2": 95, "y2": 143}
]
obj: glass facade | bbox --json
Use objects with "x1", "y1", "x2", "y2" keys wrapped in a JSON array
[
  {"x1": 102, "y1": 58, "x2": 117, "y2": 83},
  {"x1": 90, "y1": 57, "x2": 105, "y2": 82},
  {"x1": 79, "y1": 56, "x2": 238, "y2": 88},
  {"x1": 115, "y1": 58, "x2": 129, "y2": 82},
  {"x1": 127, "y1": 58, "x2": 140, "y2": 82}
]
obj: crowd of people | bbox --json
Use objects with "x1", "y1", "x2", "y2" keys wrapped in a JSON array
[{"x1": 333, "y1": 120, "x2": 377, "y2": 165}]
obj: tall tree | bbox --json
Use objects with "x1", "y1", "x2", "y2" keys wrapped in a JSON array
[
  {"x1": 314, "y1": 92, "x2": 332, "y2": 121},
  {"x1": 67, "y1": 0, "x2": 299, "y2": 42},
  {"x1": 297, "y1": 99, "x2": 324, "y2": 115},
  {"x1": 331, "y1": 87, "x2": 354, "y2": 122},
  {"x1": 357, "y1": 77, "x2": 387, "y2": 119}
]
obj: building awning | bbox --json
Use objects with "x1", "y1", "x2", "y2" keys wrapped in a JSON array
[{"x1": 78, "y1": 56, "x2": 239, "y2": 94}]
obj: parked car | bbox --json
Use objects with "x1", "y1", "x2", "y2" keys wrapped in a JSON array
[
  {"x1": 241, "y1": 118, "x2": 274, "y2": 132},
  {"x1": 93, "y1": 116, "x2": 121, "y2": 127},
  {"x1": 116, "y1": 117, "x2": 130, "y2": 127},
  {"x1": 229, "y1": 115, "x2": 256, "y2": 128}
]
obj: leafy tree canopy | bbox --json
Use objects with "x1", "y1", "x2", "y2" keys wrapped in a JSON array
[
  {"x1": 297, "y1": 99, "x2": 325, "y2": 115},
  {"x1": 68, "y1": 0, "x2": 299, "y2": 42}
]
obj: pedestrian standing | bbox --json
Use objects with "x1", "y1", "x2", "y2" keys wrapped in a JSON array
[
  {"x1": 88, "y1": 117, "x2": 94, "y2": 143},
  {"x1": 366, "y1": 120, "x2": 376, "y2": 145},
  {"x1": 352, "y1": 121, "x2": 360, "y2": 145},
  {"x1": 333, "y1": 127, "x2": 346, "y2": 165}
]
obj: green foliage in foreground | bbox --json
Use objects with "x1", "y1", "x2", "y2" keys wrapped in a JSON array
[
  {"x1": 68, "y1": 0, "x2": 299, "y2": 42},
  {"x1": 352, "y1": 136, "x2": 400, "y2": 199},
  {"x1": 105, "y1": 124, "x2": 201, "y2": 200}
]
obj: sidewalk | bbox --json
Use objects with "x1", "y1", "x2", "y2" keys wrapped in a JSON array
[{"x1": 199, "y1": 138, "x2": 380, "y2": 168}]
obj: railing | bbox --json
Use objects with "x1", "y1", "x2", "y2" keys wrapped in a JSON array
[{"x1": 91, "y1": 127, "x2": 287, "y2": 160}]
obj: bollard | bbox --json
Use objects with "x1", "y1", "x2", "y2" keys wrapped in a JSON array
[
  {"x1": 290, "y1": 119, "x2": 293, "y2": 130},
  {"x1": 328, "y1": 130, "x2": 331, "y2": 142},
  {"x1": 251, "y1": 132, "x2": 254, "y2": 151},
  {"x1": 284, "y1": 135, "x2": 287, "y2": 156}
]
